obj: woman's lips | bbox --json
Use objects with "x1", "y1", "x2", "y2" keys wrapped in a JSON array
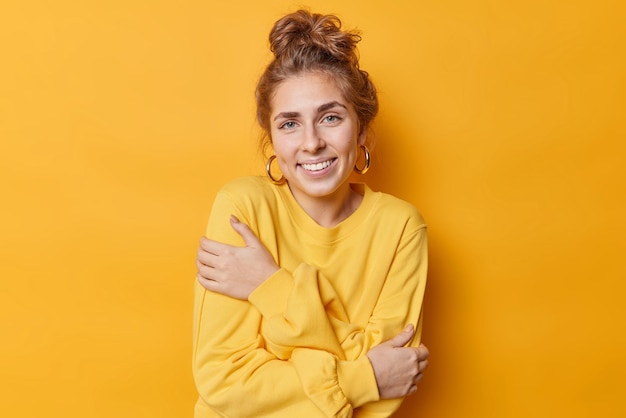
[{"x1": 300, "y1": 158, "x2": 336, "y2": 172}]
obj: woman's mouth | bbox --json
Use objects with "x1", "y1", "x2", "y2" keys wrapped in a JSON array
[{"x1": 300, "y1": 159, "x2": 336, "y2": 172}]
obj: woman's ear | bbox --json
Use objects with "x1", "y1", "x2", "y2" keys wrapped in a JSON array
[{"x1": 357, "y1": 128, "x2": 367, "y2": 146}]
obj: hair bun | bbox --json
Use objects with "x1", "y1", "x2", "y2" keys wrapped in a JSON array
[{"x1": 269, "y1": 10, "x2": 361, "y2": 64}]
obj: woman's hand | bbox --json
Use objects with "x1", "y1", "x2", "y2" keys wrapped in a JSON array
[
  {"x1": 196, "y1": 215, "x2": 279, "y2": 300},
  {"x1": 366, "y1": 325, "x2": 430, "y2": 399}
]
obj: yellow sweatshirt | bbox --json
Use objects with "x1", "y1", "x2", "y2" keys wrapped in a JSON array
[{"x1": 193, "y1": 176, "x2": 428, "y2": 418}]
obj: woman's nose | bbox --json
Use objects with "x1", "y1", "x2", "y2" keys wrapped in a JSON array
[{"x1": 301, "y1": 125, "x2": 325, "y2": 152}]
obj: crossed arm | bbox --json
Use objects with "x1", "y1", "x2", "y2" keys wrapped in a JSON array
[{"x1": 193, "y1": 213, "x2": 429, "y2": 416}]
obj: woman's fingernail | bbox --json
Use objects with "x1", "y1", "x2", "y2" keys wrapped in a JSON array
[{"x1": 230, "y1": 215, "x2": 239, "y2": 223}]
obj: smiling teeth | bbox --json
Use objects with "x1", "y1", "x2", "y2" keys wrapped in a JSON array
[{"x1": 302, "y1": 160, "x2": 333, "y2": 171}]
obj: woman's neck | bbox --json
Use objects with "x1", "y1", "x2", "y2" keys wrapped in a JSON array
[{"x1": 288, "y1": 183, "x2": 364, "y2": 228}]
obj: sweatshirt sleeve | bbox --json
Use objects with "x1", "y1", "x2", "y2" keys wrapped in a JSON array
[
  {"x1": 192, "y1": 190, "x2": 354, "y2": 417},
  {"x1": 248, "y1": 264, "x2": 382, "y2": 412},
  {"x1": 248, "y1": 219, "x2": 429, "y2": 416},
  {"x1": 353, "y1": 223, "x2": 428, "y2": 416}
]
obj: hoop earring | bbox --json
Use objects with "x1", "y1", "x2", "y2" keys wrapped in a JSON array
[
  {"x1": 266, "y1": 155, "x2": 286, "y2": 184},
  {"x1": 353, "y1": 145, "x2": 371, "y2": 175}
]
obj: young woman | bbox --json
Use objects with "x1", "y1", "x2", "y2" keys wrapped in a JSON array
[{"x1": 193, "y1": 10, "x2": 429, "y2": 417}]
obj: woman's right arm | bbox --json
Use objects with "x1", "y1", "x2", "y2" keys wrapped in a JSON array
[
  {"x1": 193, "y1": 282, "x2": 330, "y2": 416},
  {"x1": 194, "y1": 191, "x2": 354, "y2": 417}
]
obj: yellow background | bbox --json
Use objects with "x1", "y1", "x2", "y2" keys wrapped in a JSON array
[{"x1": 1, "y1": 0, "x2": 624, "y2": 417}]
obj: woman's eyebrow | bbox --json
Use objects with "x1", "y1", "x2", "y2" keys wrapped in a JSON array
[
  {"x1": 273, "y1": 101, "x2": 347, "y2": 121},
  {"x1": 273, "y1": 111, "x2": 300, "y2": 121},
  {"x1": 317, "y1": 101, "x2": 347, "y2": 113}
]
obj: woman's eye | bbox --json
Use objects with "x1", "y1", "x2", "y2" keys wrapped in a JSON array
[
  {"x1": 323, "y1": 115, "x2": 341, "y2": 123},
  {"x1": 280, "y1": 121, "x2": 297, "y2": 129}
]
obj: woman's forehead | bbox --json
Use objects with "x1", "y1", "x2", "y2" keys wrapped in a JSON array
[{"x1": 270, "y1": 73, "x2": 350, "y2": 114}]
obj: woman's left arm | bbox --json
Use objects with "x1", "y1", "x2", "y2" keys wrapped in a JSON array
[{"x1": 277, "y1": 224, "x2": 428, "y2": 416}]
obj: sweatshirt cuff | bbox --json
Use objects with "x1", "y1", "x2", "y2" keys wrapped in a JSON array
[
  {"x1": 248, "y1": 268, "x2": 293, "y2": 318},
  {"x1": 337, "y1": 356, "x2": 380, "y2": 408}
]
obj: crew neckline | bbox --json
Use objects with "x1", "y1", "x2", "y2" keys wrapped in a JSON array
[{"x1": 275, "y1": 181, "x2": 379, "y2": 244}]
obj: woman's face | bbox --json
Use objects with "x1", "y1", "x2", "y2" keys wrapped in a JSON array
[{"x1": 269, "y1": 72, "x2": 365, "y2": 205}]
